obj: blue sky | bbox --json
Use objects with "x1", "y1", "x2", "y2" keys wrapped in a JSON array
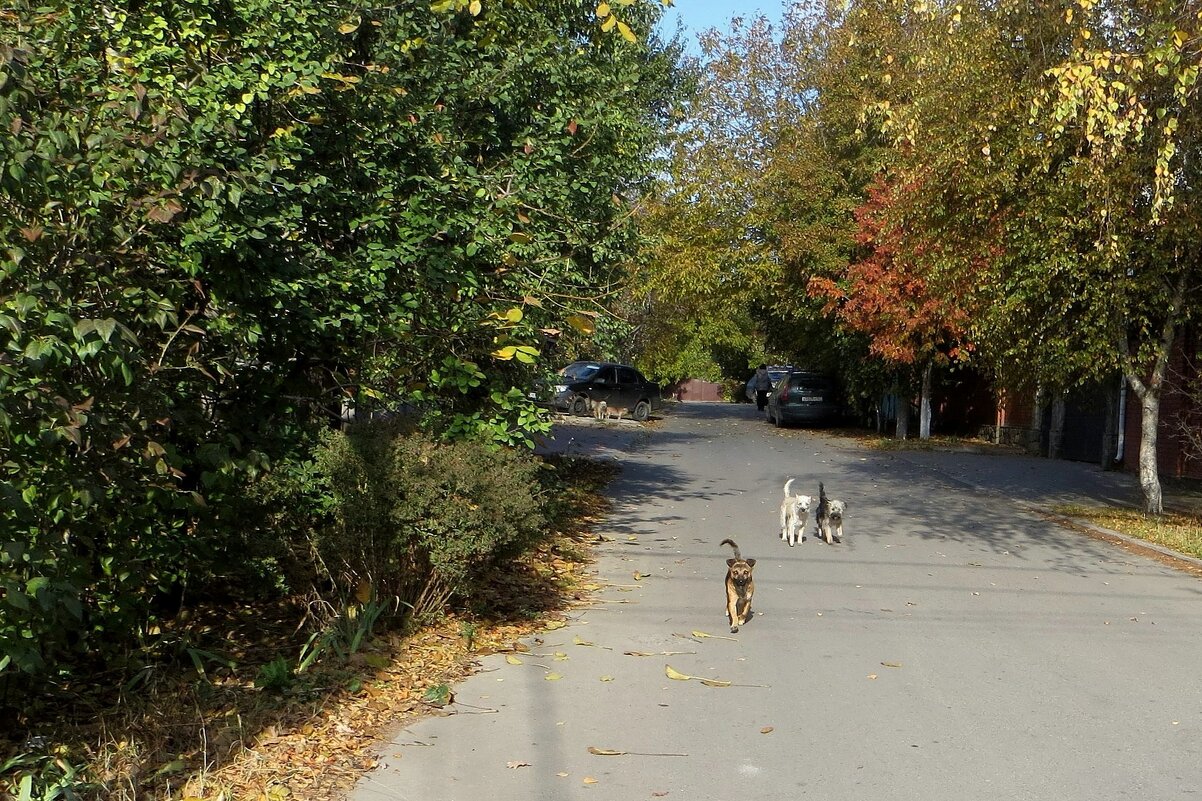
[{"x1": 657, "y1": 0, "x2": 784, "y2": 44}]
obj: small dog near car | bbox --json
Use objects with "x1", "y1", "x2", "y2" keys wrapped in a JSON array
[
  {"x1": 814, "y1": 482, "x2": 846, "y2": 544},
  {"x1": 592, "y1": 399, "x2": 608, "y2": 420},
  {"x1": 720, "y1": 538, "x2": 756, "y2": 632},
  {"x1": 779, "y1": 478, "x2": 813, "y2": 547},
  {"x1": 606, "y1": 403, "x2": 629, "y2": 421}
]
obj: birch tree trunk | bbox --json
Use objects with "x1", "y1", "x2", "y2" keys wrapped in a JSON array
[
  {"x1": 1135, "y1": 389, "x2": 1164, "y2": 514},
  {"x1": 1121, "y1": 275, "x2": 1186, "y2": 515}
]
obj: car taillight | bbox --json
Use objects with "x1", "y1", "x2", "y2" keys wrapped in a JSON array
[{"x1": 781, "y1": 384, "x2": 789, "y2": 402}]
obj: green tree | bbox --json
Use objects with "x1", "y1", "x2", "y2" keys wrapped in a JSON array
[
  {"x1": 0, "y1": 0, "x2": 687, "y2": 676},
  {"x1": 874, "y1": 0, "x2": 1199, "y2": 512}
]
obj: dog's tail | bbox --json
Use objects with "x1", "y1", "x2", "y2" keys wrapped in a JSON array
[
  {"x1": 819, "y1": 482, "x2": 827, "y2": 504},
  {"x1": 783, "y1": 477, "x2": 795, "y2": 498},
  {"x1": 720, "y1": 538, "x2": 741, "y2": 560}
]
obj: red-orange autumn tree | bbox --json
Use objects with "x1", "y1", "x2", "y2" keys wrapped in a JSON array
[{"x1": 808, "y1": 177, "x2": 971, "y2": 438}]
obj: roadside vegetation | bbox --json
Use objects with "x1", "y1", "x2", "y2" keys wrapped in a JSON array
[
  {"x1": 1055, "y1": 505, "x2": 1202, "y2": 563},
  {"x1": 2, "y1": 1, "x2": 684, "y2": 797},
  {"x1": 3, "y1": 445, "x2": 616, "y2": 801}
]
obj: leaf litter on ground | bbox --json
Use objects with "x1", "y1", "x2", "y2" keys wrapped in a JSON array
[
  {"x1": 679, "y1": 630, "x2": 738, "y2": 643},
  {"x1": 587, "y1": 746, "x2": 687, "y2": 757},
  {"x1": 663, "y1": 664, "x2": 766, "y2": 688}
]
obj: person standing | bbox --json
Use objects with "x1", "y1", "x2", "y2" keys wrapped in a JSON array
[{"x1": 752, "y1": 364, "x2": 773, "y2": 412}]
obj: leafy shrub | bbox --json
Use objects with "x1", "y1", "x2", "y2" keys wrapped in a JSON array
[
  {"x1": 720, "y1": 378, "x2": 749, "y2": 403},
  {"x1": 268, "y1": 421, "x2": 548, "y2": 623}
]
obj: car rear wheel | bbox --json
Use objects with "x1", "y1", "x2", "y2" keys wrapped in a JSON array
[{"x1": 632, "y1": 400, "x2": 651, "y2": 422}]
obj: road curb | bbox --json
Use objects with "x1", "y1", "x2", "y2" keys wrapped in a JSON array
[{"x1": 1046, "y1": 513, "x2": 1202, "y2": 573}]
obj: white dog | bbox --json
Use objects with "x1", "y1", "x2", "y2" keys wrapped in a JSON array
[{"x1": 779, "y1": 478, "x2": 813, "y2": 547}]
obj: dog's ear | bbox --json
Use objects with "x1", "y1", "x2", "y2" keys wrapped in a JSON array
[
  {"x1": 726, "y1": 558, "x2": 736, "y2": 567},
  {"x1": 746, "y1": 558, "x2": 756, "y2": 569}
]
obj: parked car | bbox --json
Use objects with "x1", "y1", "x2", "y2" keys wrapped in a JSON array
[
  {"x1": 765, "y1": 370, "x2": 840, "y2": 426},
  {"x1": 744, "y1": 365, "x2": 795, "y2": 402},
  {"x1": 551, "y1": 361, "x2": 662, "y2": 422}
]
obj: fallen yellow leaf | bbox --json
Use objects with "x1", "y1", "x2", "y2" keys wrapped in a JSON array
[
  {"x1": 664, "y1": 665, "x2": 692, "y2": 681},
  {"x1": 690, "y1": 630, "x2": 737, "y2": 642},
  {"x1": 760, "y1": 726, "x2": 774, "y2": 734},
  {"x1": 599, "y1": 675, "x2": 614, "y2": 682},
  {"x1": 505, "y1": 655, "x2": 522, "y2": 665},
  {"x1": 588, "y1": 747, "x2": 624, "y2": 755},
  {"x1": 583, "y1": 776, "x2": 598, "y2": 785},
  {"x1": 699, "y1": 678, "x2": 732, "y2": 688},
  {"x1": 881, "y1": 661, "x2": 902, "y2": 668},
  {"x1": 545, "y1": 673, "x2": 563, "y2": 681},
  {"x1": 573, "y1": 635, "x2": 595, "y2": 647}
]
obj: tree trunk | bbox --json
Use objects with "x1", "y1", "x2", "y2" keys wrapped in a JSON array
[
  {"x1": 1101, "y1": 375, "x2": 1119, "y2": 469},
  {"x1": 1136, "y1": 389, "x2": 1164, "y2": 514},
  {"x1": 919, "y1": 360, "x2": 933, "y2": 440},
  {"x1": 896, "y1": 396, "x2": 910, "y2": 440},
  {"x1": 1027, "y1": 385, "x2": 1045, "y2": 455},
  {"x1": 1048, "y1": 395, "x2": 1066, "y2": 460},
  {"x1": 1121, "y1": 274, "x2": 1186, "y2": 515}
]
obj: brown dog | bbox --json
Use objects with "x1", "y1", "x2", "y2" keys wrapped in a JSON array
[
  {"x1": 720, "y1": 538, "x2": 755, "y2": 633},
  {"x1": 606, "y1": 403, "x2": 629, "y2": 421}
]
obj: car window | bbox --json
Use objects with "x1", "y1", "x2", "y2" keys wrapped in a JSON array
[
  {"x1": 594, "y1": 366, "x2": 617, "y2": 384},
  {"x1": 617, "y1": 366, "x2": 638, "y2": 383},
  {"x1": 562, "y1": 363, "x2": 600, "y2": 381},
  {"x1": 789, "y1": 374, "x2": 834, "y2": 392},
  {"x1": 767, "y1": 365, "x2": 794, "y2": 384}
]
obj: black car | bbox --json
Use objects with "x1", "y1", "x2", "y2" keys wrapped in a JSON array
[
  {"x1": 551, "y1": 361, "x2": 662, "y2": 422},
  {"x1": 765, "y1": 370, "x2": 840, "y2": 426}
]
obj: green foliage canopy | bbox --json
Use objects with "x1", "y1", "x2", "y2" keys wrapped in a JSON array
[{"x1": 0, "y1": 0, "x2": 686, "y2": 675}]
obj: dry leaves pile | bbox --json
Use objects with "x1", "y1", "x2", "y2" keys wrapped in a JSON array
[{"x1": 184, "y1": 616, "x2": 573, "y2": 801}]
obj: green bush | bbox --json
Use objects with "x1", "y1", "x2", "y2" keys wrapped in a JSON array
[
  {"x1": 720, "y1": 378, "x2": 750, "y2": 403},
  {"x1": 269, "y1": 421, "x2": 548, "y2": 623}
]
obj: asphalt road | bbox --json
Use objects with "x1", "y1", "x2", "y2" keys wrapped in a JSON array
[{"x1": 352, "y1": 403, "x2": 1202, "y2": 801}]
